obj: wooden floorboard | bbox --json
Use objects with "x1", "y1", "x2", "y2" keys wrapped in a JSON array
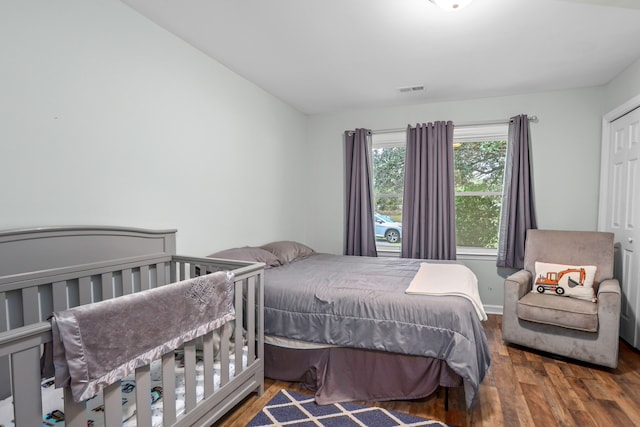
[{"x1": 215, "y1": 314, "x2": 640, "y2": 426}]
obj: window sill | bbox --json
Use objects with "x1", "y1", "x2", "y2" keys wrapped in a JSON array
[
  {"x1": 457, "y1": 247, "x2": 497, "y2": 260},
  {"x1": 376, "y1": 248, "x2": 401, "y2": 258},
  {"x1": 376, "y1": 247, "x2": 497, "y2": 260}
]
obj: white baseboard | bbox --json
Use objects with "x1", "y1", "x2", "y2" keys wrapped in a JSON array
[{"x1": 484, "y1": 304, "x2": 503, "y2": 315}]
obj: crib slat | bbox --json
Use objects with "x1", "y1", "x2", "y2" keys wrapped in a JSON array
[
  {"x1": 169, "y1": 261, "x2": 177, "y2": 283},
  {"x1": 234, "y1": 280, "x2": 243, "y2": 374},
  {"x1": 184, "y1": 340, "x2": 197, "y2": 412},
  {"x1": 52, "y1": 281, "x2": 68, "y2": 312},
  {"x1": 21, "y1": 286, "x2": 39, "y2": 325},
  {"x1": 135, "y1": 365, "x2": 152, "y2": 426},
  {"x1": 220, "y1": 322, "x2": 230, "y2": 386},
  {"x1": 203, "y1": 331, "x2": 214, "y2": 397},
  {"x1": 11, "y1": 346, "x2": 42, "y2": 427},
  {"x1": 0, "y1": 293, "x2": 8, "y2": 400},
  {"x1": 247, "y1": 275, "x2": 256, "y2": 365},
  {"x1": 180, "y1": 262, "x2": 186, "y2": 281},
  {"x1": 78, "y1": 276, "x2": 92, "y2": 306},
  {"x1": 0, "y1": 293, "x2": 7, "y2": 333},
  {"x1": 101, "y1": 272, "x2": 113, "y2": 301},
  {"x1": 156, "y1": 262, "x2": 165, "y2": 286},
  {"x1": 122, "y1": 268, "x2": 133, "y2": 295},
  {"x1": 162, "y1": 352, "x2": 177, "y2": 425},
  {"x1": 140, "y1": 265, "x2": 150, "y2": 291},
  {"x1": 257, "y1": 271, "x2": 264, "y2": 380},
  {"x1": 103, "y1": 381, "x2": 121, "y2": 427},
  {"x1": 63, "y1": 387, "x2": 86, "y2": 427}
]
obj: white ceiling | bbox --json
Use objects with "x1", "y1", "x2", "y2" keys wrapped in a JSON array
[{"x1": 121, "y1": 0, "x2": 640, "y2": 115}]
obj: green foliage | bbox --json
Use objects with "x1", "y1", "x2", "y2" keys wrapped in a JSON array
[
  {"x1": 454, "y1": 140, "x2": 506, "y2": 248},
  {"x1": 373, "y1": 146, "x2": 405, "y2": 215},
  {"x1": 454, "y1": 141, "x2": 506, "y2": 192},
  {"x1": 455, "y1": 195, "x2": 501, "y2": 248}
]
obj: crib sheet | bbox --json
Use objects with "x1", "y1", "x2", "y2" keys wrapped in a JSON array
[{"x1": 0, "y1": 349, "x2": 247, "y2": 427}]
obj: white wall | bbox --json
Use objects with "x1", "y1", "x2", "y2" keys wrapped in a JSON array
[
  {"x1": 305, "y1": 87, "x2": 605, "y2": 308},
  {"x1": 0, "y1": 0, "x2": 308, "y2": 256},
  {"x1": 604, "y1": 57, "x2": 640, "y2": 113}
]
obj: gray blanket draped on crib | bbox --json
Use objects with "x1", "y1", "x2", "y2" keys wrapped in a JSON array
[{"x1": 51, "y1": 271, "x2": 235, "y2": 402}]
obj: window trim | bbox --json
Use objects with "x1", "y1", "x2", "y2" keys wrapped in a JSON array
[
  {"x1": 453, "y1": 124, "x2": 508, "y2": 250},
  {"x1": 454, "y1": 124, "x2": 508, "y2": 142}
]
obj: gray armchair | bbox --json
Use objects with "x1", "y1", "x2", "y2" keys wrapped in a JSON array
[{"x1": 502, "y1": 229, "x2": 621, "y2": 368}]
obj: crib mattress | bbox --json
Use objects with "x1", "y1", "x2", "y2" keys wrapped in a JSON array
[{"x1": 0, "y1": 350, "x2": 247, "y2": 427}]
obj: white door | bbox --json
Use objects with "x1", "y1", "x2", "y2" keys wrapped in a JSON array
[{"x1": 604, "y1": 106, "x2": 640, "y2": 349}]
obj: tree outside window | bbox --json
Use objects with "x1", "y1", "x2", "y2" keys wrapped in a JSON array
[
  {"x1": 373, "y1": 145, "x2": 405, "y2": 217},
  {"x1": 454, "y1": 139, "x2": 507, "y2": 249}
]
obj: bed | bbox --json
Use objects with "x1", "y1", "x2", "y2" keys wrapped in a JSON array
[
  {"x1": 207, "y1": 241, "x2": 491, "y2": 409},
  {"x1": 0, "y1": 226, "x2": 264, "y2": 427}
]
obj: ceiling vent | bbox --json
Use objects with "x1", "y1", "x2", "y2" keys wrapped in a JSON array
[{"x1": 398, "y1": 85, "x2": 425, "y2": 93}]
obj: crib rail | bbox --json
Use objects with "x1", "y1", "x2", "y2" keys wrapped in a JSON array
[
  {"x1": 0, "y1": 255, "x2": 264, "y2": 427},
  {"x1": 0, "y1": 254, "x2": 175, "y2": 331}
]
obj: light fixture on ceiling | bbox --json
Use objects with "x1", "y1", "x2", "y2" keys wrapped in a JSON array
[{"x1": 429, "y1": 0, "x2": 474, "y2": 11}]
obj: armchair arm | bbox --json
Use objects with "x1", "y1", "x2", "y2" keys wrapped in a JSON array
[
  {"x1": 597, "y1": 277, "x2": 621, "y2": 318},
  {"x1": 595, "y1": 277, "x2": 621, "y2": 365},
  {"x1": 502, "y1": 269, "x2": 533, "y2": 341},
  {"x1": 504, "y1": 269, "x2": 533, "y2": 301},
  {"x1": 597, "y1": 278, "x2": 620, "y2": 296}
]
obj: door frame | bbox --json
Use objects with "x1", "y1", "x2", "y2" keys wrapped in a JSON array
[{"x1": 597, "y1": 93, "x2": 640, "y2": 231}]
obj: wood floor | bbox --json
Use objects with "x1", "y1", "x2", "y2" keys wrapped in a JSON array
[{"x1": 216, "y1": 314, "x2": 640, "y2": 426}]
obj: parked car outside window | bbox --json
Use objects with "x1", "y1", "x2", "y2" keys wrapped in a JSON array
[{"x1": 374, "y1": 213, "x2": 402, "y2": 243}]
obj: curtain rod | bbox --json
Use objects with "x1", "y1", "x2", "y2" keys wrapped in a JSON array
[{"x1": 351, "y1": 116, "x2": 539, "y2": 135}]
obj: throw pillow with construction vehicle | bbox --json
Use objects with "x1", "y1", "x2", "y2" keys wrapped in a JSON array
[{"x1": 533, "y1": 262, "x2": 597, "y2": 302}]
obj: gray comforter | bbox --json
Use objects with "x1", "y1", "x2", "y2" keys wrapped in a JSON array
[{"x1": 263, "y1": 253, "x2": 491, "y2": 407}]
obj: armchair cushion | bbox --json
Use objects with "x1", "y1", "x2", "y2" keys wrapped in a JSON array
[
  {"x1": 533, "y1": 262, "x2": 597, "y2": 302},
  {"x1": 517, "y1": 292, "x2": 598, "y2": 332}
]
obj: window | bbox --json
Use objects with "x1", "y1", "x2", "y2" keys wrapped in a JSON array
[
  {"x1": 453, "y1": 125, "x2": 508, "y2": 252},
  {"x1": 371, "y1": 124, "x2": 508, "y2": 253},
  {"x1": 372, "y1": 132, "x2": 405, "y2": 251}
]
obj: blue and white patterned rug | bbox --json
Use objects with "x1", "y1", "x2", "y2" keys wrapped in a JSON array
[{"x1": 247, "y1": 390, "x2": 450, "y2": 427}]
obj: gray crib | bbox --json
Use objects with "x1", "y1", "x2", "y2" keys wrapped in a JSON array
[{"x1": 0, "y1": 226, "x2": 264, "y2": 427}]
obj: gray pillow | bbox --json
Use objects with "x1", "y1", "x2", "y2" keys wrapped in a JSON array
[
  {"x1": 260, "y1": 241, "x2": 316, "y2": 264},
  {"x1": 207, "y1": 247, "x2": 282, "y2": 268}
]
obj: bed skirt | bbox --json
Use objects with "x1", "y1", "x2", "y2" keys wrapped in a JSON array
[{"x1": 264, "y1": 343, "x2": 462, "y2": 405}]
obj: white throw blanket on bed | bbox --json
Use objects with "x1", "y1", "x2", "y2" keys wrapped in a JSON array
[{"x1": 405, "y1": 262, "x2": 487, "y2": 321}]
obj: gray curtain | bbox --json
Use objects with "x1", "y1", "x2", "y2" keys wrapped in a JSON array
[
  {"x1": 497, "y1": 114, "x2": 537, "y2": 269},
  {"x1": 401, "y1": 121, "x2": 456, "y2": 260},
  {"x1": 344, "y1": 128, "x2": 378, "y2": 257}
]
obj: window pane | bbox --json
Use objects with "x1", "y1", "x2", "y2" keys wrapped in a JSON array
[
  {"x1": 454, "y1": 138, "x2": 506, "y2": 250},
  {"x1": 454, "y1": 141, "x2": 506, "y2": 192},
  {"x1": 455, "y1": 195, "x2": 502, "y2": 248},
  {"x1": 372, "y1": 144, "x2": 405, "y2": 249}
]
